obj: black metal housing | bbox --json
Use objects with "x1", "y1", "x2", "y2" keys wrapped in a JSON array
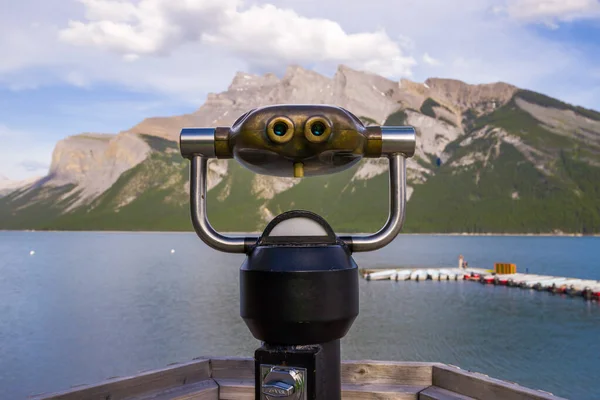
[
  {"x1": 240, "y1": 245, "x2": 358, "y2": 344},
  {"x1": 240, "y1": 211, "x2": 359, "y2": 345}
]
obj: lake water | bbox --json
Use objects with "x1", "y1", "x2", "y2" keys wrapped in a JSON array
[{"x1": 1, "y1": 232, "x2": 599, "y2": 399}]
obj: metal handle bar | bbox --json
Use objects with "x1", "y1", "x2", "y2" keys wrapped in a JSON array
[{"x1": 186, "y1": 138, "x2": 409, "y2": 253}]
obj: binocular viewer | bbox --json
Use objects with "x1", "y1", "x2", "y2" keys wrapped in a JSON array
[
  {"x1": 180, "y1": 104, "x2": 416, "y2": 254},
  {"x1": 180, "y1": 104, "x2": 415, "y2": 177},
  {"x1": 180, "y1": 104, "x2": 416, "y2": 400}
]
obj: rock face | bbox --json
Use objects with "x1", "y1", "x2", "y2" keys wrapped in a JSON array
[
  {"x1": 124, "y1": 65, "x2": 518, "y2": 170},
  {"x1": 9, "y1": 63, "x2": 587, "y2": 220},
  {"x1": 424, "y1": 78, "x2": 517, "y2": 113},
  {"x1": 516, "y1": 98, "x2": 600, "y2": 151},
  {"x1": 407, "y1": 111, "x2": 463, "y2": 157},
  {"x1": 128, "y1": 65, "x2": 501, "y2": 142},
  {"x1": 251, "y1": 175, "x2": 300, "y2": 200},
  {"x1": 47, "y1": 132, "x2": 150, "y2": 205},
  {"x1": 2, "y1": 64, "x2": 600, "y2": 234},
  {"x1": 120, "y1": 65, "x2": 519, "y2": 202}
]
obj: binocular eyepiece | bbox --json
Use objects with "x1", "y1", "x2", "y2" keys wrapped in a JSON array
[
  {"x1": 180, "y1": 104, "x2": 415, "y2": 178},
  {"x1": 266, "y1": 115, "x2": 330, "y2": 145}
]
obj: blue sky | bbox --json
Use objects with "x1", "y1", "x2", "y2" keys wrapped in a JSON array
[{"x1": 1, "y1": 0, "x2": 600, "y2": 180}]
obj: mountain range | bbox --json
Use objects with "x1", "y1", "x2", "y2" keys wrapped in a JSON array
[{"x1": 1, "y1": 65, "x2": 599, "y2": 234}]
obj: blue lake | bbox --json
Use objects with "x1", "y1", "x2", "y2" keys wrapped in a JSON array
[{"x1": 0, "y1": 232, "x2": 599, "y2": 399}]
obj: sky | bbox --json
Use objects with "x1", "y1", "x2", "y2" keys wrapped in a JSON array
[{"x1": 1, "y1": 0, "x2": 600, "y2": 180}]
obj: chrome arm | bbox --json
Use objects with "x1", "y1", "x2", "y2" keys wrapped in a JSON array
[
  {"x1": 190, "y1": 154, "x2": 407, "y2": 253},
  {"x1": 340, "y1": 154, "x2": 406, "y2": 252},
  {"x1": 191, "y1": 156, "x2": 257, "y2": 253}
]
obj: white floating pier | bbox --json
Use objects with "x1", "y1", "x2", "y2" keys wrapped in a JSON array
[
  {"x1": 393, "y1": 269, "x2": 412, "y2": 281},
  {"x1": 365, "y1": 269, "x2": 398, "y2": 281},
  {"x1": 361, "y1": 267, "x2": 600, "y2": 301},
  {"x1": 426, "y1": 269, "x2": 440, "y2": 280},
  {"x1": 409, "y1": 269, "x2": 429, "y2": 281}
]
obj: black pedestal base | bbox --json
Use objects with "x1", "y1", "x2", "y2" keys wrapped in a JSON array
[{"x1": 255, "y1": 340, "x2": 341, "y2": 400}]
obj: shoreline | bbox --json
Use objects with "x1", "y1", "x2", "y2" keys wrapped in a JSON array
[{"x1": 1, "y1": 230, "x2": 598, "y2": 237}]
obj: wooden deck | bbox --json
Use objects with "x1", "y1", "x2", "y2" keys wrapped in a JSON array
[{"x1": 31, "y1": 357, "x2": 565, "y2": 400}]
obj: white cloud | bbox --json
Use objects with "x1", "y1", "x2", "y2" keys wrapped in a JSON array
[
  {"x1": 58, "y1": 0, "x2": 416, "y2": 78},
  {"x1": 2, "y1": 0, "x2": 598, "y2": 107},
  {"x1": 502, "y1": 0, "x2": 600, "y2": 24},
  {"x1": 423, "y1": 53, "x2": 442, "y2": 66},
  {"x1": 0, "y1": 0, "x2": 599, "y2": 113},
  {"x1": 2, "y1": 0, "x2": 600, "y2": 181},
  {"x1": 0, "y1": 18, "x2": 242, "y2": 103},
  {"x1": 0, "y1": 125, "x2": 53, "y2": 180},
  {"x1": 396, "y1": 34, "x2": 416, "y2": 51},
  {"x1": 64, "y1": 71, "x2": 90, "y2": 87},
  {"x1": 263, "y1": 0, "x2": 600, "y2": 107},
  {"x1": 123, "y1": 54, "x2": 140, "y2": 62}
]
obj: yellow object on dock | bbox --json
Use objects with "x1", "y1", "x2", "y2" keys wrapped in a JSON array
[{"x1": 495, "y1": 263, "x2": 516, "y2": 274}]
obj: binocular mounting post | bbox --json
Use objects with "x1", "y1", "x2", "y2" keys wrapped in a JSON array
[{"x1": 180, "y1": 105, "x2": 416, "y2": 399}]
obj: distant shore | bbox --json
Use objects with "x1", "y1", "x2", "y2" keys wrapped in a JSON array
[{"x1": 1, "y1": 230, "x2": 598, "y2": 237}]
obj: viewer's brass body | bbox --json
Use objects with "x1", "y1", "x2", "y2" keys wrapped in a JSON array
[{"x1": 214, "y1": 104, "x2": 382, "y2": 177}]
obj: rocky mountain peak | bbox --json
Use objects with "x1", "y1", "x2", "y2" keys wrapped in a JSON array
[
  {"x1": 228, "y1": 71, "x2": 280, "y2": 91},
  {"x1": 424, "y1": 78, "x2": 517, "y2": 112},
  {"x1": 281, "y1": 65, "x2": 329, "y2": 90},
  {"x1": 30, "y1": 65, "x2": 537, "y2": 213},
  {"x1": 4, "y1": 63, "x2": 600, "y2": 235},
  {"x1": 399, "y1": 78, "x2": 428, "y2": 93},
  {"x1": 126, "y1": 65, "x2": 522, "y2": 143},
  {"x1": 46, "y1": 132, "x2": 151, "y2": 207}
]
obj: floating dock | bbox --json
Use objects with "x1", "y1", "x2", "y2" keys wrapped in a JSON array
[{"x1": 360, "y1": 268, "x2": 600, "y2": 301}]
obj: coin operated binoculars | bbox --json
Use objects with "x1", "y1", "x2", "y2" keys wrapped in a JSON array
[{"x1": 180, "y1": 105, "x2": 416, "y2": 400}]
